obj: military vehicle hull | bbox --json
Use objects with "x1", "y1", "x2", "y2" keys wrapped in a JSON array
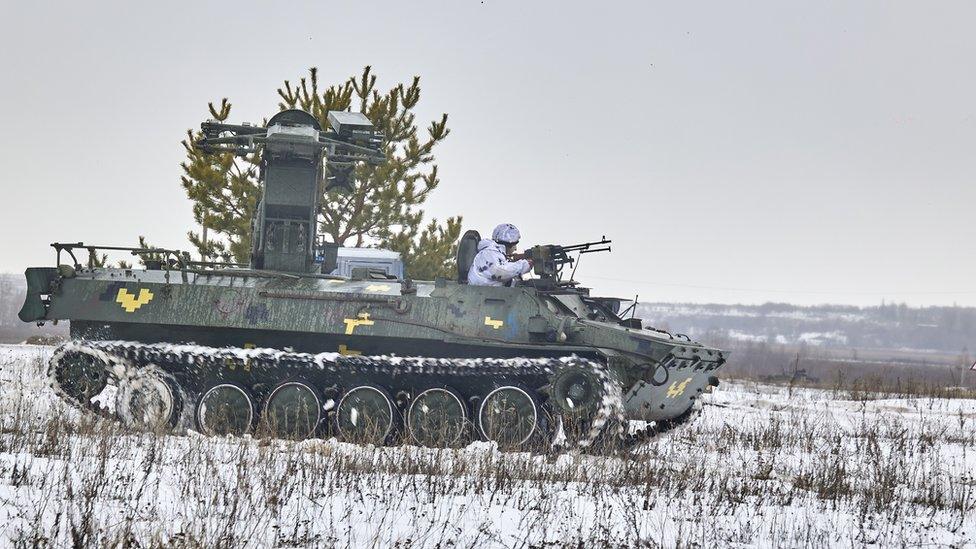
[
  {"x1": 22, "y1": 262, "x2": 726, "y2": 449},
  {"x1": 19, "y1": 105, "x2": 727, "y2": 450}
]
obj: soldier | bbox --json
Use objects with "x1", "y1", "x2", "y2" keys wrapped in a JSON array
[{"x1": 468, "y1": 223, "x2": 533, "y2": 286}]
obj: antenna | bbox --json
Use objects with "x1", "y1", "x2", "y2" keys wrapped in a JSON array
[{"x1": 618, "y1": 294, "x2": 640, "y2": 319}]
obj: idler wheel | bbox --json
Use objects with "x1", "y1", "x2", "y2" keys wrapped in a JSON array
[
  {"x1": 116, "y1": 367, "x2": 181, "y2": 431},
  {"x1": 263, "y1": 381, "x2": 322, "y2": 440},
  {"x1": 334, "y1": 385, "x2": 395, "y2": 445},
  {"x1": 196, "y1": 384, "x2": 254, "y2": 436},
  {"x1": 478, "y1": 386, "x2": 540, "y2": 448},
  {"x1": 51, "y1": 350, "x2": 110, "y2": 404},
  {"x1": 407, "y1": 387, "x2": 467, "y2": 447}
]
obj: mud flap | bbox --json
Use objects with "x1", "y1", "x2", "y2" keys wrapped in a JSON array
[{"x1": 18, "y1": 267, "x2": 58, "y2": 322}]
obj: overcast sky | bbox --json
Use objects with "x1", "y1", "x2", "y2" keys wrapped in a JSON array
[{"x1": 1, "y1": 1, "x2": 973, "y2": 306}]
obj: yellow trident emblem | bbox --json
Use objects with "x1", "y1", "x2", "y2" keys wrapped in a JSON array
[
  {"x1": 666, "y1": 377, "x2": 694, "y2": 398},
  {"x1": 116, "y1": 288, "x2": 154, "y2": 313}
]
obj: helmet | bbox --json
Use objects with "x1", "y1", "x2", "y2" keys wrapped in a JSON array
[{"x1": 491, "y1": 223, "x2": 521, "y2": 245}]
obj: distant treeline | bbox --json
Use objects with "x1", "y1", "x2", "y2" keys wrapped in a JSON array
[
  {"x1": 0, "y1": 274, "x2": 66, "y2": 343},
  {"x1": 636, "y1": 302, "x2": 975, "y2": 355},
  {"x1": 0, "y1": 274, "x2": 25, "y2": 329}
]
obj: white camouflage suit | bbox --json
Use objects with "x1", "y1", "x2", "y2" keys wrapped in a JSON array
[{"x1": 467, "y1": 224, "x2": 532, "y2": 287}]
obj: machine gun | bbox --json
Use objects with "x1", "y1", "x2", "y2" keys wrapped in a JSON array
[
  {"x1": 517, "y1": 237, "x2": 611, "y2": 288},
  {"x1": 195, "y1": 110, "x2": 385, "y2": 273}
]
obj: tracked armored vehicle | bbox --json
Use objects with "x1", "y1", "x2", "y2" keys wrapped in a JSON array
[{"x1": 20, "y1": 107, "x2": 727, "y2": 450}]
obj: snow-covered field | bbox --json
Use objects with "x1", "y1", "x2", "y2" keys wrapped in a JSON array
[{"x1": 0, "y1": 344, "x2": 974, "y2": 548}]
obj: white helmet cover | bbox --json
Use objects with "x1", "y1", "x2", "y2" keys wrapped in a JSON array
[{"x1": 491, "y1": 223, "x2": 521, "y2": 245}]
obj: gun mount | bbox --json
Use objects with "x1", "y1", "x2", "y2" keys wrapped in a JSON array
[
  {"x1": 518, "y1": 237, "x2": 612, "y2": 289},
  {"x1": 196, "y1": 109, "x2": 385, "y2": 273}
]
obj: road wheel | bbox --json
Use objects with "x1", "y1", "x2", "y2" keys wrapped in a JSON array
[
  {"x1": 407, "y1": 387, "x2": 468, "y2": 447},
  {"x1": 263, "y1": 381, "x2": 322, "y2": 440},
  {"x1": 116, "y1": 366, "x2": 182, "y2": 431},
  {"x1": 478, "y1": 385, "x2": 542, "y2": 449},
  {"x1": 196, "y1": 383, "x2": 255, "y2": 436},
  {"x1": 334, "y1": 384, "x2": 396, "y2": 445}
]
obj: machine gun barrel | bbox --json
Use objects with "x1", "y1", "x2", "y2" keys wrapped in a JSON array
[
  {"x1": 554, "y1": 237, "x2": 612, "y2": 261},
  {"x1": 558, "y1": 236, "x2": 611, "y2": 253},
  {"x1": 519, "y1": 237, "x2": 612, "y2": 264}
]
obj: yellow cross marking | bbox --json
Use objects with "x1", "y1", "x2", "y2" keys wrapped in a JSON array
[
  {"x1": 343, "y1": 312, "x2": 375, "y2": 335},
  {"x1": 365, "y1": 284, "x2": 392, "y2": 293},
  {"x1": 484, "y1": 316, "x2": 504, "y2": 329},
  {"x1": 116, "y1": 288, "x2": 154, "y2": 313},
  {"x1": 666, "y1": 377, "x2": 695, "y2": 398},
  {"x1": 338, "y1": 344, "x2": 361, "y2": 356}
]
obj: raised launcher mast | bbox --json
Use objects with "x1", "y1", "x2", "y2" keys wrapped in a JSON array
[{"x1": 196, "y1": 109, "x2": 384, "y2": 273}]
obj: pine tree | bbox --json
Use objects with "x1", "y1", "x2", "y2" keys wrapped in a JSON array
[{"x1": 180, "y1": 67, "x2": 461, "y2": 280}]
